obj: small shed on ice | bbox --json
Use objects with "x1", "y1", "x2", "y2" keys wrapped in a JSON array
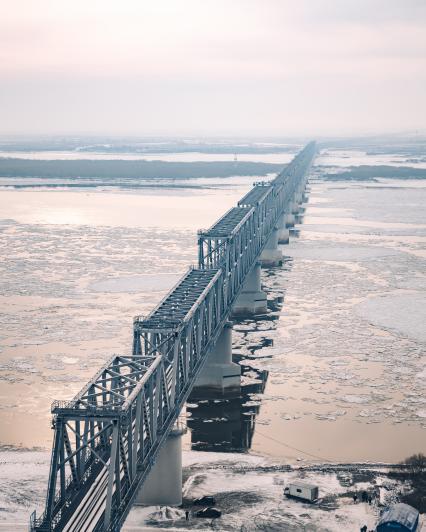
[
  {"x1": 284, "y1": 481, "x2": 319, "y2": 502},
  {"x1": 376, "y1": 503, "x2": 419, "y2": 532}
]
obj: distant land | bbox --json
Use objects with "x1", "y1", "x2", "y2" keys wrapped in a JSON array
[
  {"x1": 321, "y1": 165, "x2": 426, "y2": 180},
  {"x1": 0, "y1": 159, "x2": 283, "y2": 179},
  {"x1": 1, "y1": 159, "x2": 425, "y2": 185},
  {"x1": 0, "y1": 137, "x2": 297, "y2": 154}
]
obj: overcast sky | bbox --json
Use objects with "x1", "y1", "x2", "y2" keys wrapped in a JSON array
[{"x1": 1, "y1": 0, "x2": 425, "y2": 136}]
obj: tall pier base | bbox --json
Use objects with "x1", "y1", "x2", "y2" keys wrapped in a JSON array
[
  {"x1": 294, "y1": 192, "x2": 303, "y2": 204},
  {"x1": 290, "y1": 201, "x2": 300, "y2": 215},
  {"x1": 286, "y1": 213, "x2": 296, "y2": 228},
  {"x1": 278, "y1": 227, "x2": 290, "y2": 243},
  {"x1": 276, "y1": 213, "x2": 290, "y2": 244},
  {"x1": 232, "y1": 262, "x2": 267, "y2": 316},
  {"x1": 260, "y1": 228, "x2": 283, "y2": 267},
  {"x1": 192, "y1": 322, "x2": 241, "y2": 396},
  {"x1": 136, "y1": 423, "x2": 186, "y2": 506}
]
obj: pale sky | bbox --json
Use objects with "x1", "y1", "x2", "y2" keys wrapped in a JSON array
[{"x1": 1, "y1": 0, "x2": 425, "y2": 136}]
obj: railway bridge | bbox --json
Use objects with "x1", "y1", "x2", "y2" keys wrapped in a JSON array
[{"x1": 30, "y1": 141, "x2": 317, "y2": 531}]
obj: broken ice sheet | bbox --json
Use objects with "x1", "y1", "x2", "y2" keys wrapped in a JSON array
[
  {"x1": 315, "y1": 410, "x2": 347, "y2": 422},
  {"x1": 1, "y1": 177, "x2": 426, "y2": 460}
]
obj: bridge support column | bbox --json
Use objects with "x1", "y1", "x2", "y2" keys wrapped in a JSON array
[
  {"x1": 294, "y1": 192, "x2": 303, "y2": 205},
  {"x1": 192, "y1": 322, "x2": 241, "y2": 396},
  {"x1": 232, "y1": 262, "x2": 267, "y2": 316},
  {"x1": 279, "y1": 227, "x2": 290, "y2": 243},
  {"x1": 290, "y1": 201, "x2": 300, "y2": 214},
  {"x1": 276, "y1": 213, "x2": 290, "y2": 244},
  {"x1": 299, "y1": 179, "x2": 309, "y2": 199},
  {"x1": 260, "y1": 228, "x2": 283, "y2": 267},
  {"x1": 136, "y1": 423, "x2": 186, "y2": 506},
  {"x1": 286, "y1": 212, "x2": 295, "y2": 228}
]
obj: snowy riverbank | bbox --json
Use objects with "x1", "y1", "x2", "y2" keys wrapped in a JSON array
[{"x1": 2, "y1": 447, "x2": 422, "y2": 531}]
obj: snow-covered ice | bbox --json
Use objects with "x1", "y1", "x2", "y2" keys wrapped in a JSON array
[{"x1": 355, "y1": 293, "x2": 426, "y2": 343}]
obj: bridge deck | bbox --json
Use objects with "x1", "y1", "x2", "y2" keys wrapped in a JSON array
[
  {"x1": 136, "y1": 268, "x2": 220, "y2": 331},
  {"x1": 200, "y1": 206, "x2": 252, "y2": 238},
  {"x1": 273, "y1": 141, "x2": 316, "y2": 185},
  {"x1": 238, "y1": 184, "x2": 271, "y2": 207}
]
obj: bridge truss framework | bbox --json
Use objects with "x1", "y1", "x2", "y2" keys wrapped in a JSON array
[{"x1": 30, "y1": 141, "x2": 317, "y2": 532}]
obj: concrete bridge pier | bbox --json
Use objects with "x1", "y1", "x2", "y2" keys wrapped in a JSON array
[
  {"x1": 290, "y1": 201, "x2": 300, "y2": 215},
  {"x1": 192, "y1": 322, "x2": 241, "y2": 396},
  {"x1": 302, "y1": 184, "x2": 311, "y2": 203},
  {"x1": 260, "y1": 227, "x2": 283, "y2": 267},
  {"x1": 276, "y1": 213, "x2": 290, "y2": 244},
  {"x1": 293, "y1": 196, "x2": 304, "y2": 218},
  {"x1": 299, "y1": 178, "x2": 309, "y2": 198},
  {"x1": 294, "y1": 192, "x2": 303, "y2": 204},
  {"x1": 136, "y1": 423, "x2": 186, "y2": 506},
  {"x1": 286, "y1": 211, "x2": 296, "y2": 228},
  {"x1": 299, "y1": 181, "x2": 308, "y2": 196},
  {"x1": 232, "y1": 262, "x2": 267, "y2": 316}
]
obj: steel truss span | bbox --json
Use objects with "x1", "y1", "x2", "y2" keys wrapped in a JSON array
[{"x1": 30, "y1": 141, "x2": 317, "y2": 532}]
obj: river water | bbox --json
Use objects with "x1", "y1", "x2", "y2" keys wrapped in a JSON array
[{"x1": 0, "y1": 147, "x2": 425, "y2": 527}]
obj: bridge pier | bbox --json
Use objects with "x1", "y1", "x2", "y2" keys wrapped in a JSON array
[
  {"x1": 136, "y1": 423, "x2": 186, "y2": 506},
  {"x1": 298, "y1": 179, "x2": 309, "y2": 200},
  {"x1": 276, "y1": 213, "x2": 290, "y2": 244},
  {"x1": 278, "y1": 226, "x2": 290, "y2": 243},
  {"x1": 232, "y1": 262, "x2": 267, "y2": 316},
  {"x1": 296, "y1": 185, "x2": 308, "y2": 216},
  {"x1": 192, "y1": 322, "x2": 241, "y2": 396},
  {"x1": 260, "y1": 228, "x2": 283, "y2": 267},
  {"x1": 290, "y1": 200, "x2": 300, "y2": 214},
  {"x1": 285, "y1": 212, "x2": 295, "y2": 228}
]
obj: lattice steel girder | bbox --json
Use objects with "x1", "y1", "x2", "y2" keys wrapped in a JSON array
[
  {"x1": 238, "y1": 182, "x2": 272, "y2": 207},
  {"x1": 198, "y1": 180, "x2": 283, "y2": 274},
  {"x1": 273, "y1": 141, "x2": 317, "y2": 186},
  {"x1": 31, "y1": 141, "x2": 317, "y2": 532},
  {"x1": 133, "y1": 268, "x2": 222, "y2": 332},
  {"x1": 34, "y1": 348, "x2": 177, "y2": 532},
  {"x1": 199, "y1": 206, "x2": 253, "y2": 239},
  {"x1": 35, "y1": 265, "x2": 228, "y2": 531},
  {"x1": 50, "y1": 354, "x2": 160, "y2": 418}
]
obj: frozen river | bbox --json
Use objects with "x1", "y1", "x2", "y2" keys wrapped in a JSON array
[{"x1": 0, "y1": 148, "x2": 425, "y2": 528}]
